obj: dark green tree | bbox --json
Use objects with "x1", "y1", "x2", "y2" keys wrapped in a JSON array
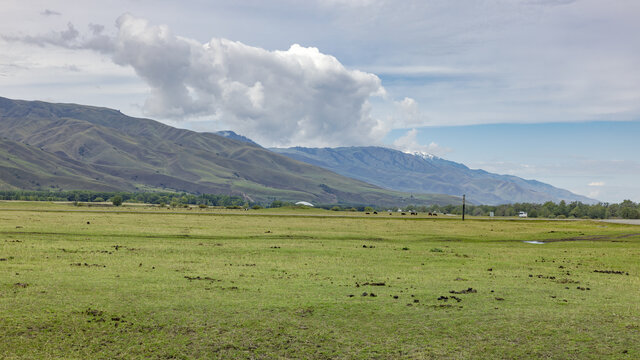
[{"x1": 111, "y1": 195, "x2": 123, "y2": 206}]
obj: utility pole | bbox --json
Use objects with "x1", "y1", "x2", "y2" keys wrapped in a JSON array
[{"x1": 462, "y1": 194, "x2": 466, "y2": 221}]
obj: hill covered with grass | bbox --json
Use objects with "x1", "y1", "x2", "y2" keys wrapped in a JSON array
[{"x1": 0, "y1": 97, "x2": 457, "y2": 207}]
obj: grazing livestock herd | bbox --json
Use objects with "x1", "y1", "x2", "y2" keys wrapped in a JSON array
[{"x1": 362, "y1": 211, "x2": 439, "y2": 216}]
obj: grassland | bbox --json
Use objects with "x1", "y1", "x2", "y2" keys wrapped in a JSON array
[{"x1": 1, "y1": 201, "x2": 639, "y2": 359}]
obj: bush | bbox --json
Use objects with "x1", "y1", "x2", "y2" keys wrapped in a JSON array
[
  {"x1": 93, "y1": 197, "x2": 105, "y2": 202},
  {"x1": 251, "y1": 205, "x2": 263, "y2": 210},
  {"x1": 111, "y1": 195, "x2": 123, "y2": 206},
  {"x1": 198, "y1": 204, "x2": 208, "y2": 209},
  {"x1": 330, "y1": 206, "x2": 341, "y2": 211}
]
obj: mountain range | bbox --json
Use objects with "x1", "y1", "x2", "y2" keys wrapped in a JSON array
[
  {"x1": 1, "y1": 96, "x2": 595, "y2": 206},
  {"x1": 0, "y1": 97, "x2": 457, "y2": 207},
  {"x1": 270, "y1": 146, "x2": 596, "y2": 205}
]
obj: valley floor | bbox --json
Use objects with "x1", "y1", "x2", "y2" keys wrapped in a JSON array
[{"x1": 1, "y1": 202, "x2": 639, "y2": 359}]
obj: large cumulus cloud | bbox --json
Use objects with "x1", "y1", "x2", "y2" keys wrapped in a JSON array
[{"x1": 5, "y1": 14, "x2": 386, "y2": 147}]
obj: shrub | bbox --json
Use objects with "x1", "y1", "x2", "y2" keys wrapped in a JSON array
[
  {"x1": 111, "y1": 195, "x2": 123, "y2": 206},
  {"x1": 330, "y1": 206, "x2": 341, "y2": 211}
]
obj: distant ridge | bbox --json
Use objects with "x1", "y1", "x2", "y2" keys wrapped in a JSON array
[
  {"x1": 0, "y1": 97, "x2": 458, "y2": 207},
  {"x1": 411, "y1": 151, "x2": 437, "y2": 160},
  {"x1": 215, "y1": 130, "x2": 261, "y2": 146},
  {"x1": 271, "y1": 146, "x2": 596, "y2": 205}
]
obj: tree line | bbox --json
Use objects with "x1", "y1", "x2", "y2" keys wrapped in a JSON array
[
  {"x1": 305, "y1": 200, "x2": 639, "y2": 219},
  {"x1": 1, "y1": 190, "x2": 638, "y2": 219},
  {"x1": 406, "y1": 200, "x2": 640, "y2": 219},
  {"x1": 0, "y1": 190, "x2": 246, "y2": 207},
  {"x1": 272, "y1": 199, "x2": 640, "y2": 219}
]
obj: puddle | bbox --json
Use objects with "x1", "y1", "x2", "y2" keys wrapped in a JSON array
[{"x1": 523, "y1": 241, "x2": 545, "y2": 244}]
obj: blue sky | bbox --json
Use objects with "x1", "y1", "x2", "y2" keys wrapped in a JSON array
[{"x1": 1, "y1": 0, "x2": 639, "y2": 202}]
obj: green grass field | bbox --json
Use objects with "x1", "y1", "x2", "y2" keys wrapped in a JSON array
[{"x1": 1, "y1": 202, "x2": 639, "y2": 359}]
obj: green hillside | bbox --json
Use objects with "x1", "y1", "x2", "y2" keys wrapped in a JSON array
[{"x1": 0, "y1": 97, "x2": 458, "y2": 206}]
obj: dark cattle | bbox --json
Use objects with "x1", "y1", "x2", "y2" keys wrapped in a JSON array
[
  {"x1": 365, "y1": 212, "x2": 370, "y2": 215},
  {"x1": 411, "y1": 212, "x2": 418, "y2": 215},
  {"x1": 401, "y1": 212, "x2": 406, "y2": 215},
  {"x1": 373, "y1": 211, "x2": 378, "y2": 214}
]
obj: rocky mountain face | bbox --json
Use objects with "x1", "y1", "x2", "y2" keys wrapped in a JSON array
[{"x1": 271, "y1": 146, "x2": 596, "y2": 205}]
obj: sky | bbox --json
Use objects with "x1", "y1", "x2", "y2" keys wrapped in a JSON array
[{"x1": 1, "y1": 0, "x2": 639, "y2": 203}]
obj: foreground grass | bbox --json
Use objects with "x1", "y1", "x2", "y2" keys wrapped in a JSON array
[{"x1": 1, "y1": 202, "x2": 639, "y2": 359}]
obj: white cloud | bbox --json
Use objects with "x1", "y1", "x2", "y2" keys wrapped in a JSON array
[
  {"x1": 3, "y1": 22, "x2": 80, "y2": 47},
  {"x1": 41, "y1": 9, "x2": 61, "y2": 17},
  {"x1": 589, "y1": 181, "x2": 605, "y2": 187},
  {"x1": 4, "y1": 13, "x2": 386, "y2": 147},
  {"x1": 382, "y1": 96, "x2": 435, "y2": 130},
  {"x1": 3, "y1": 1, "x2": 640, "y2": 132},
  {"x1": 394, "y1": 97, "x2": 419, "y2": 124},
  {"x1": 362, "y1": 65, "x2": 484, "y2": 77},
  {"x1": 524, "y1": 0, "x2": 577, "y2": 6},
  {"x1": 392, "y1": 128, "x2": 451, "y2": 157},
  {"x1": 316, "y1": 0, "x2": 382, "y2": 8}
]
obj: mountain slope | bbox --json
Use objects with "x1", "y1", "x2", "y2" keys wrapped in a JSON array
[
  {"x1": 271, "y1": 146, "x2": 596, "y2": 205},
  {"x1": 216, "y1": 130, "x2": 261, "y2": 146},
  {"x1": 0, "y1": 97, "x2": 458, "y2": 206},
  {"x1": 0, "y1": 138, "x2": 129, "y2": 192}
]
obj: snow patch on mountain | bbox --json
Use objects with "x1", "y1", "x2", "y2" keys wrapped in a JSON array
[{"x1": 408, "y1": 151, "x2": 438, "y2": 160}]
